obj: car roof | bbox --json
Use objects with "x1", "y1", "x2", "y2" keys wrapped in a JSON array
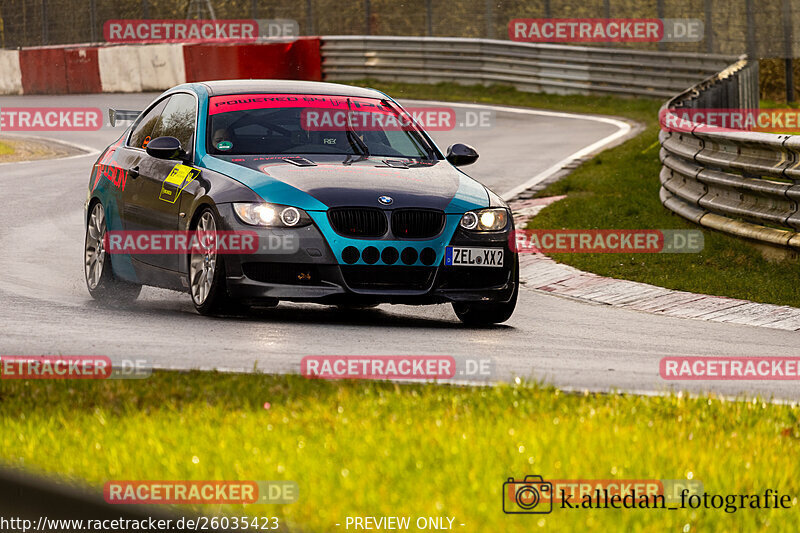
[{"x1": 197, "y1": 79, "x2": 386, "y2": 99}]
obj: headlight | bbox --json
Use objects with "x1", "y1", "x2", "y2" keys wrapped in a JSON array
[
  {"x1": 459, "y1": 208, "x2": 508, "y2": 231},
  {"x1": 233, "y1": 203, "x2": 312, "y2": 227}
]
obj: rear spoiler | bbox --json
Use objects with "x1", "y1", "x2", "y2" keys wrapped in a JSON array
[{"x1": 108, "y1": 109, "x2": 142, "y2": 127}]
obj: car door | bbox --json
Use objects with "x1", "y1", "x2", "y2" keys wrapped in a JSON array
[
  {"x1": 121, "y1": 97, "x2": 168, "y2": 267},
  {"x1": 125, "y1": 93, "x2": 200, "y2": 272}
]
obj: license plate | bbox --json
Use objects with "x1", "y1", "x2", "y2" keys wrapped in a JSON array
[{"x1": 445, "y1": 247, "x2": 504, "y2": 267}]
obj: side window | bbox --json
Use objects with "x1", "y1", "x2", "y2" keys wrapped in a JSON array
[
  {"x1": 151, "y1": 93, "x2": 197, "y2": 155},
  {"x1": 128, "y1": 99, "x2": 168, "y2": 149}
]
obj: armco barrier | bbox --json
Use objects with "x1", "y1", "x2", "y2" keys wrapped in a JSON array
[
  {"x1": 657, "y1": 60, "x2": 800, "y2": 250},
  {"x1": 320, "y1": 36, "x2": 739, "y2": 98}
]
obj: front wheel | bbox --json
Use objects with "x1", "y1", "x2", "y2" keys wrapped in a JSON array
[
  {"x1": 189, "y1": 207, "x2": 239, "y2": 316},
  {"x1": 452, "y1": 256, "x2": 519, "y2": 326},
  {"x1": 85, "y1": 202, "x2": 141, "y2": 303}
]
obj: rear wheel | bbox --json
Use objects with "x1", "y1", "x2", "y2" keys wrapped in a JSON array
[
  {"x1": 452, "y1": 256, "x2": 518, "y2": 326},
  {"x1": 84, "y1": 202, "x2": 141, "y2": 303},
  {"x1": 189, "y1": 208, "x2": 240, "y2": 316}
]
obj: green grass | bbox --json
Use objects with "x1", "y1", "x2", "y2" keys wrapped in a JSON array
[
  {"x1": 351, "y1": 81, "x2": 800, "y2": 307},
  {"x1": 529, "y1": 116, "x2": 800, "y2": 307},
  {"x1": 2, "y1": 372, "x2": 800, "y2": 532}
]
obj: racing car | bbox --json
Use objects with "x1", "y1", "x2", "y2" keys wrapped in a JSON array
[{"x1": 84, "y1": 80, "x2": 518, "y2": 325}]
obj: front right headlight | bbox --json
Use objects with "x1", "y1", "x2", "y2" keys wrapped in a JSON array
[
  {"x1": 459, "y1": 208, "x2": 509, "y2": 231},
  {"x1": 233, "y1": 202, "x2": 312, "y2": 227}
]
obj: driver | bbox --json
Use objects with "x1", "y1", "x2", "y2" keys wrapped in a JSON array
[{"x1": 212, "y1": 128, "x2": 233, "y2": 152}]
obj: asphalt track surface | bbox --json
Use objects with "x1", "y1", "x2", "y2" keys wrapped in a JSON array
[{"x1": 1, "y1": 92, "x2": 799, "y2": 401}]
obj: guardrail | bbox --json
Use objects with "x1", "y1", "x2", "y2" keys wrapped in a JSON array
[
  {"x1": 321, "y1": 36, "x2": 740, "y2": 98},
  {"x1": 658, "y1": 60, "x2": 800, "y2": 251}
]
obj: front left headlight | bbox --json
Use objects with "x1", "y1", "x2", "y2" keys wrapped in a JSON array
[
  {"x1": 460, "y1": 208, "x2": 509, "y2": 231},
  {"x1": 233, "y1": 202, "x2": 312, "y2": 227}
]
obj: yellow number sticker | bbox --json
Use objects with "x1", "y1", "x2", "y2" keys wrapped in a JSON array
[{"x1": 159, "y1": 164, "x2": 200, "y2": 204}]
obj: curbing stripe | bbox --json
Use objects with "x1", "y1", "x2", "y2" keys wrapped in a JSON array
[{"x1": 514, "y1": 200, "x2": 800, "y2": 332}]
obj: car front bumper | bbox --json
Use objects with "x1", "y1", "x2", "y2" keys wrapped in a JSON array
[{"x1": 216, "y1": 204, "x2": 518, "y2": 306}]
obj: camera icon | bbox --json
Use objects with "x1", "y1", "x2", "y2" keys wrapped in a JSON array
[{"x1": 502, "y1": 475, "x2": 552, "y2": 514}]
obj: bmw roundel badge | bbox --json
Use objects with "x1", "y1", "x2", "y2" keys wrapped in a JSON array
[{"x1": 378, "y1": 195, "x2": 393, "y2": 205}]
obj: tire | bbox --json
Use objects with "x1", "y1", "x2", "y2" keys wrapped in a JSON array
[
  {"x1": 189, "y1": 207, "x2": 238, "y2": 316},
  {"x1": 452, "y1": 256, "x2": 519, "y2": 326},
  {"x1": 84, "y1": 202, "x2": 141, "y2": 303}
]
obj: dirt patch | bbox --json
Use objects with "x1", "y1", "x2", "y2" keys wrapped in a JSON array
[{"x1": 0, "y1": 136, "x2": 84, "y2": 163}]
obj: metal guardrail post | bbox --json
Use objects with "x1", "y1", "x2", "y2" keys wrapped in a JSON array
[
  {"x1": 783, "y1": 0, "x2": 795, "y2": 103},
  {"x1": 364, "y1": 0, "x2": 371, "y2": 36},
  {"x1": 426, "y1": 0, "x2": 433, "y2": 36},
  {"x1": 485, "y1": 0, "x2": 494, "y2": 39},
  {"x1": 306, "y1": 0, "x2": 314, "y2": 35},
  {"x1": 41, "y1": 0, "x2": 48, "y2": 45},
  {"x1": 704, "y1": 0, "x2": 714, "y2": 54}
]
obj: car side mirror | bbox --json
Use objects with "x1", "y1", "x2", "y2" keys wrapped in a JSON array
[
  {"x1": 146, "y1": 136, "x2": 184, "y2": 160},
  {"x1": 446, "y1": 143, "x2": 479, "y2": 167}
]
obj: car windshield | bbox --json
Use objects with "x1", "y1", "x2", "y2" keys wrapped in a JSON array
[{"x1": 207, "y1": 93, "x2": 437, "y2": 159}]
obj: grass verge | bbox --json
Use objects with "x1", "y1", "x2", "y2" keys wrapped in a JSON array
[
  {"x1": 0, "y1": 140, "x2": 14, "y2": 156},
  {"x1": 2, "y1": 371, "x2": 799, "y2": 532},
  {"x1": 354, "y1": 81, "x2": 800, "y2": 308}
]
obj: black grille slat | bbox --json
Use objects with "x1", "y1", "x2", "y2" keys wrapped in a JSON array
[
  {"x1": 329, "y1": 208, "x2": 388, "y2": 238},
  {"x1": 242, "y1": 263, "x2": 320, "y2": 285},
  {"x1": 439, "y1": 266, "x2": 510, "y2": 289},
  {"x1": 392, "y1": 209, "x2": 445, "y2": 239},
  {"x1": 341, "y1": 266, "x2": 436, "y2": 291}
]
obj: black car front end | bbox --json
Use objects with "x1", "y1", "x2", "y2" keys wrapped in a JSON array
[{"x1": 217, "y1": 203, "x2": 518, "y2": 307}]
